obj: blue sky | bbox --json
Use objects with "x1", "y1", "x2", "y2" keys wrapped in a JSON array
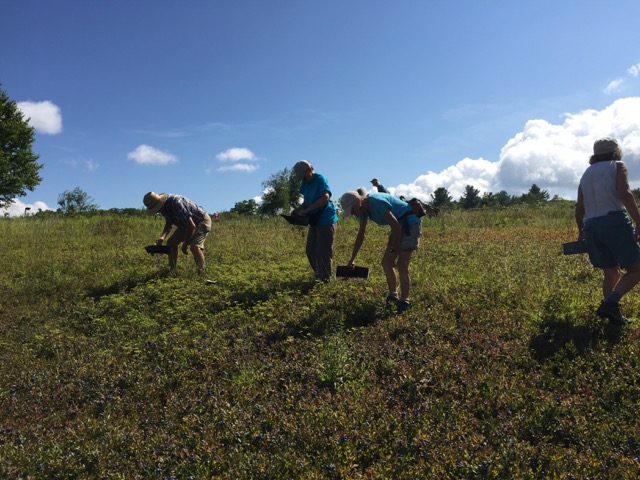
[{"x1": 2, "y1": 0, "x2": 640, "y2": 216}]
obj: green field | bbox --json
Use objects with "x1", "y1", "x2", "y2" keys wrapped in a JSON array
[{"x1": 2, "y1": 205, "x2": 640, "y2": 479}]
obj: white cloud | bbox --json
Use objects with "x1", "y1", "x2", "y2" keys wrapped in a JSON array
[
  {"x1": 391, "y1": 97, "x2": 640, "y2": 202},
  {"x1": 217, "y1": 163, "x2": 259, "y2": 173},
  {"x1": 63, "y1": 158, "x2": 100, "y2": 171},
  {"x1": 628, "y1": 63, "x2": 640, "y2": 77},
  {"x1": 216, "y1": 147, "x2": 257, "y2": 162},
  {"x1": 86, "y1": 159, "x2": 99, "y2": 172},
  {"x1": 604, "y1": 78, "x2": 624, "y2": 94},
  {"x1": 127, "y1": 145, "x2": 177, "y2": 165},
  {"x1": 16, "y1": 100, "x2": 62, "y2": 134},
  {"x1": 0, "y1": 199, "x2": 52, "y2": 217},
  {"x1": 213, "y1": 147, "x2": 259, "y2": 174}
]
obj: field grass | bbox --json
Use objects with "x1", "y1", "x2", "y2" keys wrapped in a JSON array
[{"x1": 2, "y1": 204, "x2": 640, "y2": 479}]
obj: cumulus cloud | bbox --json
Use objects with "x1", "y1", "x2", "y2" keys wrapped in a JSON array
[
  {"x1": 0, "y1": 199, "x2": 52, "y2": 217},
  {"x1": 628, "y1": 64, "x2": 640, "y2": 77},
  {"x1": 214, "y1": 147, "x2": 259, "y2": 173},
  {"x1": 16, "y1": 100, "x2": 63, "y2": 134},
  {"x1": 128, "y1": 144, "x2": 177, "y2": 165},
  {"x1": 391, "y1": 97, "x2": 640, "y2": 202},
  {"x1": 216, "y1": 147, "x2": 257, "y2": 162}
]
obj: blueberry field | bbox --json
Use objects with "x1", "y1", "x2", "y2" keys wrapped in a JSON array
[{"x1": 2, "y1": 205, "x2": 640, "y2": 479}]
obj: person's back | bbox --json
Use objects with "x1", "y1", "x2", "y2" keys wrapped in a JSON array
[
  {"x1": 367, "y1": 193, "x2": 419, "y2": 227},
  {"x1": 579, "y1": 161, "x2": 623, "y2": 221}
]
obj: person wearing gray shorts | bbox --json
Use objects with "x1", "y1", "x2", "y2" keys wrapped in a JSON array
[
  {"x1": 575, "y1": 137, "x2": 640, "y2": 324},
  {"x1": 340, "y1": 190, "x2": 422, "y2": 314},
  {"x1": 143, "y1": 192, "x2": 212, "y2": 277}
]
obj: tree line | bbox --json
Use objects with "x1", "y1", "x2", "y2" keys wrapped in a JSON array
[{"x1": 229, "y1": 167, "x2": 577, "y2": 217}]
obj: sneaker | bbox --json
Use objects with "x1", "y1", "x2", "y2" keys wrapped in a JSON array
[
  {"x1": 396, "y1": 299, "x2": 411, "y2": 314},
  {"x1": 386, "y1": 293, "x2": 399, "y2": 305},
  {"x1": 596, "y1": 300, "x2": 626, "y2": 324}
]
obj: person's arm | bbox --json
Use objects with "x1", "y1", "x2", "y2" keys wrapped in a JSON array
[
  {"x1": 181, "y1": 216, "x2": 196, "y2": 254},
  {"x1": 348, "y1": 217, "x2": 368, "y2": 267},
  {"x1": 575, "y1": 187, "x2": 585, "y2": 241},
  {"x1": 617, "y1": 161, "x2": 640, "y2": 240},
  {"x1": 157, "y1": 217, "x2": 173, "y2": 245},
  {"x1": 300, "y1": 191, "x2": 330, "y2": 215},
  {"x1": 383, "y1": 210, "x2": 402, "y2": 252}
]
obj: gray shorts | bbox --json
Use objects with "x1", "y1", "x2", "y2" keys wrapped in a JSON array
[
  {"x1": 389, "y1": 222, "x2": 421, "y2": 251},
  {"x1": 170, "y1": 213, "x2": 212, "y2": 250}
]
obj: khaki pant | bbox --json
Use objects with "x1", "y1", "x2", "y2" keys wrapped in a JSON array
[
  {"x1": 169, "y1": 213, "x2": 212, "y2": 249},
  {"x1": 306, "y1": 224, "x2": 335, "y2": 281}
]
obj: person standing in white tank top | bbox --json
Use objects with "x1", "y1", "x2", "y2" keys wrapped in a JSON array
[{"x1": 575, "y1": 137, "x2": 640, "y2": 324}]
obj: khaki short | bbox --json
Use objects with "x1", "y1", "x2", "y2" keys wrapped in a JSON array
[
  {"x1": 169, "y1": 213, "x2": 212, "y2": 250},
  {"x1": 389, "y1": 221, "x2": 421, "y2": 252}
]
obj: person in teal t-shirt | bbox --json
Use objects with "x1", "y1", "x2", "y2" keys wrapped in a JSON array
[
  {"x1": 340, "y1": 190, "x2": 421, "y2": 313},
  {"x1": 292, "y1": 160, "x2": 338, "y2": 282}
]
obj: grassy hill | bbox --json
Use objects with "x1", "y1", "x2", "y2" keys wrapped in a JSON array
[{"x1": 2, "y1": 205, "x2": 640, "y2": 478}]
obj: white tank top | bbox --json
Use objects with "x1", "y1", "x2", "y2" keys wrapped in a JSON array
[{"x1": 579, "y1": 160, "x2": 624, "y2": 221}]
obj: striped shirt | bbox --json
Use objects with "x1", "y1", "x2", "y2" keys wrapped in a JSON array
[{"x1": 162, "y1": 194, "x2": 206, "y2": 227}]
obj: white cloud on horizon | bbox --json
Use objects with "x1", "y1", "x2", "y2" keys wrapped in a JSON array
[
  {"x1": 128, "y1": 144, "x2": 178, "y2": 165},
  {"x1": 0, "y1": 199, "x2": 52, "y2": 217},
  {"x1": 390, "y1": 97, "x2": 640, "y2": 202},
  {"x1": 16, "y1": 100, "x2": 63, "y2": 134}
]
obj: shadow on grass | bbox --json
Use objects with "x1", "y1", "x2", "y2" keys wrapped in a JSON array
[
  {"x1": 265, "y1": 296, "x2": 378, "y2": 343},
  {"x1": 530, "y1": 317, "x2": 624, "y2": 363},
  {"x1": 227, "y1": 279, "x2": 319, "y2": 308},
  {"x1": 87, "y1": 268, "x2": 173, "y2": 300}
]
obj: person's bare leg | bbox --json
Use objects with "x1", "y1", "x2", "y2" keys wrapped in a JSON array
[
  {"x1": 191, "y1": 245, "x2": 206, "y2": 274},
  {"x1": 602, "y1": 267, "x2": 620, "y2": 297},
  {"x1": 382, "y1": 250, "x2": 398, "y2": 294},
  {"x1": 397, "y1": 251, "x2": 413, "y2": 300}
]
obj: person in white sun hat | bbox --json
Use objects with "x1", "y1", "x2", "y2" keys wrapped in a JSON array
[
  {"x1": 143, "y1": 192, "x2": 212, "y2": 277},
  {"x1": 340, "y1": 188, "x2": 421, "y2": 314},
  {"x1": 575, "y1": 137, "x2": 640, "y2": 325}
]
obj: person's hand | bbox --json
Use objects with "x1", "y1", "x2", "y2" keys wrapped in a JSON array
[
  {"x1": 181, "y1": 243, "x2": 189, "y2": 255},
  {"x1": 348, "y1": 260, "x2": 355, "y2": 269},
  {"x1": 156, "y1": 238, "x2": 164, "y2": 246},
  {"x1": 298, "y1": 208, "x2": 308, "y2": 216}
]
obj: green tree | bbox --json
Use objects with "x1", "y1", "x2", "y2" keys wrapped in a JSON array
[
  {"x1": 492, "y1": 190, "x2": 513, "y2": 207},
  {"x1": 0, "y1": 86, "x2": 43, "y2": 208},
  {"x1": 57, "y1": 187, "x2": 98, "y2": 214},
  {"x1": 230, "y1": 198, "x2": 258, "y2": 216},
  {"x1": 258, "y1": 167, "x2": 301, "y2": 216},
  {"x1": 520, "y1": 184, "x2": 550, "y2": 204},
  {"x1": 430, "y1": 187, "x2": 453, "y2": 209},
  {"x1": 459, "y1": 185, "x2": 481, "y2": 210}
]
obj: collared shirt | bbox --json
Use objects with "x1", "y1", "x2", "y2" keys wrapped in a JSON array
[{"x1": 162, "y1": 194, "x2": 206, "y2": 227}]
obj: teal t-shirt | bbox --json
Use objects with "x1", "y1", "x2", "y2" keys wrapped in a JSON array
[
  {"x1": 299, "y1": 173, "x2": 338, "y2": 226},
  {"x1": 365, "y1": 193, "x2": 420, "y2": 226}
]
